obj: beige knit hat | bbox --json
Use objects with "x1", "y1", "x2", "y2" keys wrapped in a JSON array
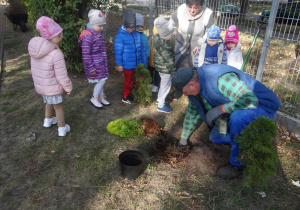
[{"x1": 154, "y1": 17, "x2": 174, "y2": 38}]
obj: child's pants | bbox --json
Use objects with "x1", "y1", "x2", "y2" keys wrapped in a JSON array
[
  {"x1": 157, "y1": 72, "x2": 172, "y2": 105},
  {"x1": 45, "y1": 103, "x2": 65, "y2": 127},
  {"x1": 148, "y1": 66, "x2": 161, "y2": 87},
  {"x1": 123, "y1": 69, "x2": 135, "y2": 99}
]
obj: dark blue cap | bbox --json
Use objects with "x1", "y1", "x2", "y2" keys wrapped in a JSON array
[{"x1": 172, "y1": 67, "x2": 194, "y2": 99}]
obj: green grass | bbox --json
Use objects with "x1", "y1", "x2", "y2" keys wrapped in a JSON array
[
  {"x1": 1, "y1": 104, "x2": 20, "y2": 113},
  {"x1": 3, "y1": 39, "x2": 20, "y2": 49},
  {"x1": 0, "y1": 92, "x2": 16, "y2": 99}
]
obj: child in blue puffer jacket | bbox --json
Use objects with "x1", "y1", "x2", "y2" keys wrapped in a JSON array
[{"x1": 114, "y1": 9, "x2": 147, "y2": 104}]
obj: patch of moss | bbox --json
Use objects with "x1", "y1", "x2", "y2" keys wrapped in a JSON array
[{"x1": 106, "y1": 119, "x2": 144, "y2": 138}]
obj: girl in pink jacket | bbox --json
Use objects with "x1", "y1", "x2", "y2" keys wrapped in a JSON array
[{"x1": 28, "y1": 16, "x2": 73, "y2": 137}]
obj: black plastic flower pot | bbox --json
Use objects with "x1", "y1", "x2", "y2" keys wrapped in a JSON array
[{"x1": 119, "y1": 150, "x2": 144, "y2": 180}]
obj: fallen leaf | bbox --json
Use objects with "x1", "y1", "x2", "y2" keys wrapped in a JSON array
[
  {"x1": 257, "y1": 191, "x2": 266, "y2": 198},
  {"x1": 286, "y1": 151, "x2": 295, "y2": 159},
  {"x1": 51, "y1": 150, "x2": 55, "y2": 153}
]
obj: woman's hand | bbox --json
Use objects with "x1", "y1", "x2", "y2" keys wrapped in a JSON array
[{"x1": 193, "y1": 46, "x2": 199, "y2": 56}]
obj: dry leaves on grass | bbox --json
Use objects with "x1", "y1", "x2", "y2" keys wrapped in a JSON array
[{"x1": 276, "y1": 124, "x2": 300, "y2": 158}]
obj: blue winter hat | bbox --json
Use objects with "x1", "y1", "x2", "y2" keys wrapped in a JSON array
[{"x1": 207, "y1": 25, "x2": 221, "y2": 40}]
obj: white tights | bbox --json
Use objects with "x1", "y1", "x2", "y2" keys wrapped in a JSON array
[{"x1": 93, "y1": 79, "x2": 106, "y2": 97}]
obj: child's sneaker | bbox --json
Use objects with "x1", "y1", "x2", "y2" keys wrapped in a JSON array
[
  {"x1": 122, "y1": 96, "x2": 132, "y2": 104},
  {"x1": 43, "y1": 117, "x2": 57, "y2": 128},
  {"x1": 58, "y1": 124, "x2": 70, "y2": 137},
  {"x1": 90, "y1": 96, "x2": 103, "y2": 109},
  {"x1": 157, "y1": 105, "x2": 172, "y2": 113}
]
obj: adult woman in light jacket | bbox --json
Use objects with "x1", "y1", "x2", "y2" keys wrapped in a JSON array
[{"x1": 170, "y1": 0, "x2": 214, "y2": 69}]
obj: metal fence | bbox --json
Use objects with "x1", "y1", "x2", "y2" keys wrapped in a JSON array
[{"x1": 145, "y1": 0, "x2": 300, "y2": 120}]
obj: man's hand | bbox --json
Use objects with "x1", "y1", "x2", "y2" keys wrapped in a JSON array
[{"x1": 205, "y1": 105, "x2": 224, "y2": 127}]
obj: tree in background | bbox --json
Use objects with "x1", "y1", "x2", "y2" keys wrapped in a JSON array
[
  {"x1": 24, "y1": 0, "x2": 118, "y2": 72},
  {"x1": 24, "y1": 0, "x2": 93, "y2": 72}
]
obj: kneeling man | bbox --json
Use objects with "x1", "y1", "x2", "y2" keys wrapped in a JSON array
[{"x1": 173, "y1": 64, "x2": 280, "y2": 179}]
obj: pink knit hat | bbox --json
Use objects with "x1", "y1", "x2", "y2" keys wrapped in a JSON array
[
  {"x1": 224, "y1": 25, "x2": 239, "y2": 44},
  {"x1": 36, "y1": 16, "x2": 63, "y2": 40}
]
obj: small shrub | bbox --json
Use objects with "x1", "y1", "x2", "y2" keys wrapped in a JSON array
[
  {"x1": 107, "y1": 119, "x2": 144, "y2": 138},
  {"x1": 236, "y1": 116, "x2": 279, "y2": 189},
  {"x1": 131, "y1": 64, "x2": 152, "y2": 106}
]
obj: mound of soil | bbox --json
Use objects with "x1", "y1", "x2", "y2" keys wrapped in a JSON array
[
  {"x1": 141, "y1": 118, "x2": 161, "y2": 135},
  {"x1": 155, "y1": 146, "x2": 192, "y2": 164},
  {"x1": 142, "y1": 118, "x2": 231, "y2": 175}
]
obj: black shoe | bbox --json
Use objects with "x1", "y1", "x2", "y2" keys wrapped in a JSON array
[{"x1": 217, "y1": 163, "x2": 243, "y2": 179}]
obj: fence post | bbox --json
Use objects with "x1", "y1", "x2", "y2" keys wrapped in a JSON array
[
  {"x1": 149, "y1": 0, "x2": 153, "y2": 37},
  {"x1": 255, "y1": 0, "x2": 280, "y2": 82}
]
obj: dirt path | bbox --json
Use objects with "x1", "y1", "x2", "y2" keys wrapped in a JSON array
[{"x1": 0, "y1": 5, "x2": 7, "y2": 91}]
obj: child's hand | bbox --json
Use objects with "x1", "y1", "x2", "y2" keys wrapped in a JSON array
[
  {"x1": 193, "y1": 46, "x2": 199, "y2": 56},
  {"x1": 66, "y1": 91, "x2": 71, "y2": 95},
  {"x1": 115, "y1": 66, "x2": 123, "y2": 72},
  {"x1": 90, "y1": 71, "x2": 96, "y2": 75}
]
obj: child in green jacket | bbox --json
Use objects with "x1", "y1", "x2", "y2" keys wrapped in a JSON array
[{"x1": 152, "y1": 17, "x2": 176, "y2": 113}]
